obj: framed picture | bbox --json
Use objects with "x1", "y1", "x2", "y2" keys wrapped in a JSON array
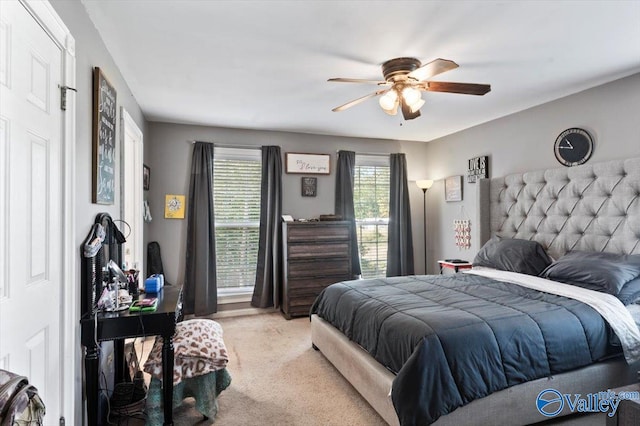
[
  {"x1": 301, "y1": 177, "x2": 317, "y2": 197},
  {"x1": 285, "y1": 153, "x2": 330, "y2": 175},
  {"x1": 143, "y1": 164, "x2": 150, "y2": 191},
  {"x1": 467, "y1": 155, "x2": 489, "y2": 183},
  {"x1": 92, "y1": 67, "x2": 117, "y2": 204},
  {"x1": 445, "y1": 175, "x2": 463, "y2": 202},
  {"x1": 164, "y1": 194, "x2": 186, "y2": 219}
]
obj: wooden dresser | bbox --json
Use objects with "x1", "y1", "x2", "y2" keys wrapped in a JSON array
[{"x1": 282, "y1": 221, "x2": 353, "y2": 319}]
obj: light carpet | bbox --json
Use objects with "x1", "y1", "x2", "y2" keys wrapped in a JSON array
[
  {"x1": 212, "y1": 312, "x2": 386, "y2": 426},
  {"x1": 131, "y1": 312, "x2": 603, "y2": 426}
]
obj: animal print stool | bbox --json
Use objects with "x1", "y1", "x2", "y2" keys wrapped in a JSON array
[{"x1": 143, "y1": 319, "x2": 231, "y2": 424}]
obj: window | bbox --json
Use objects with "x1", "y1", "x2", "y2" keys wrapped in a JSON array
[
  {"x1": 354, "y1": 155, "x2": 390, "y2": 278},
  {"x1": 213, "y1": 147, "x2": 262, "y2": 294}
]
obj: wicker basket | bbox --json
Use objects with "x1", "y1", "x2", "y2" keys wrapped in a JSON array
[{"x1": 110, "y1": 372, "x2": 147, "y2": 416}]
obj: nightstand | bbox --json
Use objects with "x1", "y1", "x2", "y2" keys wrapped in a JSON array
[
  {"x1": 437, "y1": 260, "x2": 473, "y2": 274},
  {"x1": 607, "y1": 383, "x2": 640, "y2": 426}
]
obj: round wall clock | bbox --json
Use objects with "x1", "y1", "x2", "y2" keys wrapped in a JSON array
[{"x1": 554, "y1": 128, "x2": 594, "y2": 167}]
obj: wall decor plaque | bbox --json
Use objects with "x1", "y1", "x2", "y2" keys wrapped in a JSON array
[
  {"x1": 445, "y1": 175, "x2": 463, "y2": 202},
  {"x1": 467, "y1": 155, "x2": 489, "y2": 183},
  {"x1": 285, "y1": 153, "x2": 330, "y2": 174},
  {"x1": 301, "y1": 177, "x2": 317, "y2": 197}
]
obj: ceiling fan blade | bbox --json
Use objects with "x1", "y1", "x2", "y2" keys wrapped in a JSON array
[
  {"x1": 328, "y1": 78, "x2": 389, "y2": 85},
  {"x1": 332, "y1": 90, "x2": 387, "y2": 112},
  {"x1": 407, "y1": 58, "x2": 459, "y2": 82},
  {"x1": 424, "y1": 81, "x2": 491, "y2": 95},
  {"x1": 400, "y1": 99, "x2": 421, "y2": 120}
]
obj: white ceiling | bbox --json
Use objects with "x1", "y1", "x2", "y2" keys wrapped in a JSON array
[{"x1": 80, "y1": 0, "x2": 640, "y2": 143}]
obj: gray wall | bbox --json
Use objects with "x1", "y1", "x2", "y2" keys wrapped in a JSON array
[
  {"x1": 49, "y1": 0, "x2": 148, "y2": 421},
  {"x1": 423, "y1": 72, "x2": 640, "y2": 271},
  {"x1": 145, "y1": 123, "x2": 429, "y2": 284}
]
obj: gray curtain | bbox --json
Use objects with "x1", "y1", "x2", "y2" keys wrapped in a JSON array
[
  {"x1": 251, "y1": 146, "x2": 283, "y2": 308},
  {"x1": 387, "y1": 153, "x2": 415, "y2": 277},
  {"x1": 335, "y1": 150, "x2": 362, "y2": 276},
  {"x1": 184, "y1": 142, "x2": 217, "y2": 315}
]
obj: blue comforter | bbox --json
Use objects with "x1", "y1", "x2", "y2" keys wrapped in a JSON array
[{"x1": 310, "y1": 273, "x2": 618, "y2": 425}]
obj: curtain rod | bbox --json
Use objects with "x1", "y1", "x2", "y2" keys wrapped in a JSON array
[
  {"x1": 337, "y1": 150, "x2": 390, "y2": 157},
  {"x1": 188, "y1": 140, "x2": 259, "y2": 150}
]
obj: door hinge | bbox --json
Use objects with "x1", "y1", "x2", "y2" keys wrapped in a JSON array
[
  {"x1": 59, "y1": 85, "x2": 77, "y2": 111},
  {"x1": 59, "y1": 416, "x2": 65, "y2": 426}
]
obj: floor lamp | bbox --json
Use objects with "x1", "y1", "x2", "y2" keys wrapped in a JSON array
[{"x1": 416, "y1": 180, "x2": 434, "y2": 274}]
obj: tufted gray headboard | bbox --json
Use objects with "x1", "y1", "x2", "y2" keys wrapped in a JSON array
[{"x1": 478, "y1": 157, "x2": 640, "y2": 260}]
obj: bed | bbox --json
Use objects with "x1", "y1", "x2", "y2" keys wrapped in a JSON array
[{"x1": 310, "y1": 157, "x2": 640, "y2": 425}]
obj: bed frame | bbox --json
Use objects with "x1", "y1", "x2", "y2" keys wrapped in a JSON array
[{"x1": 311, "y1": 157, "x2": 640, "y2": 425}]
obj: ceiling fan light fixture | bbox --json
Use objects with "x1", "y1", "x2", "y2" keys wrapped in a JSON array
[
  {"x1": 381, "y1": 98, "x2": 399, "y2": 116},
  {"x1": 383, "y1": 102, "x2": 399, "y2": 116},
  {"x1": 402, "y1": 86, "x2": 422, "y2": 106},
  {"x1": 328, "y1": 57, "x2": 491, "y2": 118},
  {"x1": 378, "y1": 90, "x2": 398, "y2": 111},
  {"x1": 409, "y1": 98, "x2": 425, "y2": 113}
]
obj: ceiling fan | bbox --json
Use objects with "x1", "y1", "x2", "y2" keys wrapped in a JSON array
[{"x1": 328, "y1": 57, "x2": 491, "y2": 120}]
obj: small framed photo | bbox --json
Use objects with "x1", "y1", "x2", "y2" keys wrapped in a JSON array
[
  {"x1": 143, "y1": 164, "x2": 150, "y2": 191},
  {"x1": 445, "y1": 175, "x2": 463, "y2": 202},
  {"x1": 301, "y1": 177, "x2": 317, "y2": 197}
]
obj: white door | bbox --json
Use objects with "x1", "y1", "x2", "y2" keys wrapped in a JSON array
[
  {"x1": 0, "y1": 0, "x2": 64, "y2": 420},
  {"x1": 122, "y1": 108, "x2": 144, "y2": 278}
]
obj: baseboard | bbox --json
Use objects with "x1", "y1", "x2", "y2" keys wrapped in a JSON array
[{"x1": 211, "y1": 307, "x2": 277, "y2": 319}]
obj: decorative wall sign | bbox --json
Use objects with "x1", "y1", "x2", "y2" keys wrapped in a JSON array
[
  {"x1": 301, "y1": 177, "x2": 317, "y2": 197},
  {"x1": 92, "y1": 67, "x2": 117, "y2": 204},
  {"x1": 285, "y1": 153, "x2": 331, "y2": 174},
  {"x1": 467, "y1": 155, "x2": 489, "y2": 183},
  {"x1": 164, "y1": 194, "x2": 185, "y2": 219},
  {"x1": 444, "y1": 175, "x2": 463, "y2": 202}
]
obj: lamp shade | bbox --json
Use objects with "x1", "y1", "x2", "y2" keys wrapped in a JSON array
[
  {"x1": 379, "y1": 90, "x2": 399, "y2": 115},
  {"x1": 409, "y1": 98, "x2": 425, "y2": 113},
  {"x1": 416, "y1": 179, "x2": 434, "y2": 190},
  {"x1": 402, "y1": 87, "x2": 422, "y2": 106}
]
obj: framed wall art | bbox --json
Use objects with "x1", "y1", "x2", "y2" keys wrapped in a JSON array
[
  {"x1": 285, "y1": 153, "x2": 330, "y2": 175},
  {"x1": 467, "y1": 155, "x2": 489, "y2": 183},
  {"x1": 164, "y1": 194, "x2": 185, "y2": 219},
  {"x1": 301, "y1": 177, "x2": 317, "y2": 197},
  {"x1": 444, "y1": 175, "x2": 463, "y2": 202},
  {"x1": 143, "y1": 164, "x2": 150, "y2": 190},
  {"x1": 92, "y1": 67, "x2": 117, "y2": 204}
]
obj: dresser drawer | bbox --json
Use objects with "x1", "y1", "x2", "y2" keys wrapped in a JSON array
[
  {"x1": 287, "y1": 224, "x2": 350, "y2": 242},
  {"x1": 285, "y1": 304, "x2": 314, "y2": 318},
  {"x1": 287, "y1": 276, "x2": 347, "y2": 291},
  {"x1": 287, "y1": 259, "x2": 351, "y2": 279},
  {"x1": 288, "y1": 242, "x2": 350, "y2": 260}
]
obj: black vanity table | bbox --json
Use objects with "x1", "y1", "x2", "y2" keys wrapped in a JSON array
[
  {"x1": 80, "y1": 286, "x2": 180, "y2": 425},
  {"x1": 80, "y1": 213, "x2": 180, "y2": 425}
]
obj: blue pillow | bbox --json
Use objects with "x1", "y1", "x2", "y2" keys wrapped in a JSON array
[
  {"x1": 540, "y1": 251, "x2": 640, "y2": 296},
  {"x1": 473, "y1": 237, "x2": 553, "y2": 276}
]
